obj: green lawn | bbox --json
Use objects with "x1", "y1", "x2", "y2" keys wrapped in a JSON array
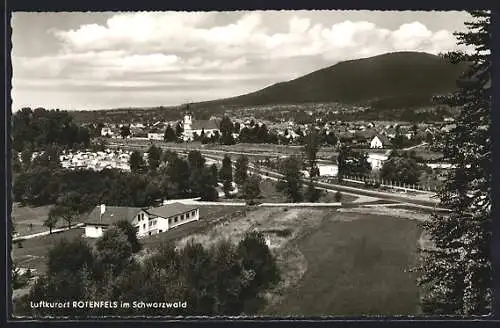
[
  {"x1": 265, "y1": 214, "x2": 422, "y2": 316},
  {"x1": 11, "y1": 203, "x2": 87, "y2": 237}
]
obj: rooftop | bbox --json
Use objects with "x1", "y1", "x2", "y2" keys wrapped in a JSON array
[
  {"x1": 145, "y1": 202, "x2": 199, "y2": 219},
  {"x1": 86, "y1": 206, "x2": 142, "y2": 226}
]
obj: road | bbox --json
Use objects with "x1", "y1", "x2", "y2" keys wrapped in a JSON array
[{"x1": 169, "y1": 198, "x2": 342, "y2": 207}]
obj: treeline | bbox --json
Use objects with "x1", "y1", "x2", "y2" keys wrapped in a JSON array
[
  {"x1": 334, "y1": 105, "x2": 455, "y2": 123},
  {"x1": 12, "y1": 107, "x2": 93, "y2": 152},
  {"x1": 13, "y1": 146, "x2": 220, "y2": 216},
  {"x1": 14, "y1": 222, "x2": 280, "y2": 317}
]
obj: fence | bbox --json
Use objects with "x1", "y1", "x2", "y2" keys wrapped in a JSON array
[{"x1": 340, "y1": 175, "x2": 438, "y2": 193}]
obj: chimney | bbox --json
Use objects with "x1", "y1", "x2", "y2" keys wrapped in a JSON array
[{"x1": 100, "y1": 204, "x2": 106, "y2": 215}]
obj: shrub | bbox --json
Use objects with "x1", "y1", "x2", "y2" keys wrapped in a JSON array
[{"x1": 335, "y1": 191, "x2": 342, "y2": 202}]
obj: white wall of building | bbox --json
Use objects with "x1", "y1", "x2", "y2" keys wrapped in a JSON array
[
  {"x1": 132, "y1": 208, "x2": 200, "y2": 238},
  {"x1": 370, "y1": 136, "x2": 383, "y2": 149},
  {"x1": 85, "y1": 225, "x2": 105, "y2": 238},
  {"x1": 148, "y1": 133, "x2": 164, "y2": 141},
  {"x1": 367, "y1": 153, "x2": 388, "y2": 170},
  {"x1": 167, "y1": 209, "x2": 200, "y2": 229},
  {"x1": 318, "y1": 164, "x2": 338, "y2": 177}
]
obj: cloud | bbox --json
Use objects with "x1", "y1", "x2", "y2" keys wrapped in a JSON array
[{"x1": 12, "y1": 11, "x2": 469, "y2": 110}]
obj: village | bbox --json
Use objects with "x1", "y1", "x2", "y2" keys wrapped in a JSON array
[{"x1": 9, "y1": 8, "x2": 491, "y2": 319}]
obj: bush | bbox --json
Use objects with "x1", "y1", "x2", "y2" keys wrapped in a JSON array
[{"x1": 334, "y1": 191, "x2": 342, "y2": 202}]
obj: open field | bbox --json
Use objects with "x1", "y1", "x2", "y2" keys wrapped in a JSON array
[
  {"x1": 265, "y1": 213, "x2": 422, "y2": 316},
  {"x1": 11, "y1": 203, "x2": 88, "y2": 237},
  {"x1": 11, "y1": 204, "x2": 54, "y2": 236},
  {"x1": 169, "y1": 204, "x2": 424, "y2": 315}
]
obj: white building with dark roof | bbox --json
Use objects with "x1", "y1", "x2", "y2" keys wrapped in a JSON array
[
  {"x1": 182, "y1": 112, "x2": 220, "y2": 141},
  {"x1": 84, "y1": 203, "x2": 200, "y2": 238}
]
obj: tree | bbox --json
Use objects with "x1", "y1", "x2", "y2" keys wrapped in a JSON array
[
  {"x1": 276, "y1": 156, "x2": 303, "y2": 202},
  {"x1": 197, "y1": 167, "x2": 219, "y2": 201},
  {"x1": 20, "y1": 147, "x2": 33, "y2": 170},
  {"x1": 50, "y1": 204, "x2": 77, "y2": 229},
  {"x1": 219, "y1": 155, "x2": 233, "y2": 197},
  {"x1": 234, "y1": 155, "x2": 249, "y2": 188},
  {"x1": 325, "y1": 131, "x2": 338, "y2": 146},
  {"x1": 120, "y1": 125, "x2": 131, "y2": 139},
  {"x1": 47, "y1": 238, "x2": 95, "y2": 276},
  {"x1": 417, "y1": 11, "x2": 492, "y2": 315},
  {"x1": 44, "y1": 209, "x2": 59, "y2": 234},
  {"x1": 129, "y1": 150, "x2": 146, "y2": 174},
  {"x1": 114, "y1": 220, "x2": 141, "y2": 253},
  {"x1": 164, "y1": 124, "x2": 176, "y2": 142},
  {"x1": 95, "y1": 227, "x2": 133, "y2": 276},
  {"x1": 391, "y1": 126, "x2": 407, "y2": 149},
  {"x1": 175, "y1": 123, "x2": 184, "y2": 140},
  {"x1": 210, "y1": 240, "x2": 245, "y2": 314},
  {"x1": 188, "y1": 150, "x2": 205, "y2": 170},
  {"x1": 303, "y1": 129, "x2": 321, "y2": 202},
  {"x1": 380, "y1": 151, "x2": 422, "y2": 185},
  {"x1": 243, "y1": 174, "x2": 261, "y2": 205},
  {"x1": 147, "y1": 144, "x2": 163, "y2": 171},
  {"x1": 166, "y1": 157, "x2": 191, "y2": 196},
  {"x1": 237, "y1": 231, "x2": 280, "y2": 312},
  {"x1": 337, "y1": 146, "x2": 371, "y2": 180},
  {"x1": 220, "y1": 116, "x2": 235, "y2": 145}
]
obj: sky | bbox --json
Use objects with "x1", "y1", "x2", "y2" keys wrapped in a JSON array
[{"x1": 11, "y1": 10, "x2": 472, "y2": 111}]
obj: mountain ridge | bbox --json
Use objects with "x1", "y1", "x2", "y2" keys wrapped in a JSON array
[{"x1": 190, "y1": 51, "x2": 467, "y2": 110}]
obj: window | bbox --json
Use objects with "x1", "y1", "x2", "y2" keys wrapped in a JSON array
[
  {"x1": 174, "y1": 217, "x2": 178, "y2": 223},
  {"x1": 143, "y1": 224, "x2": 146, "y2": 229},
  {"x1": 192, "y1": 210, "x2": 196, "y2": 216},
  {"x1": 148, "y1": 232, "x2": 151, "y2": 236},
  {"x1": 159, "y1": 229, "x2": 162, "y2": 233},
  {"x1": 186, "y1": 212, "x2": 190, "y2": 218},
  {"x1": 169, "y1": 218, "x2": 172, "y2": 224}
]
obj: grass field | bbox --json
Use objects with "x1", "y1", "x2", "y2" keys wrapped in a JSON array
[
  {"x1": 265, "y1": 213, "x2": 422, "y2": 316},
  {"x1": 11, "y1": 203, "x2": 87, "y2": 237}
]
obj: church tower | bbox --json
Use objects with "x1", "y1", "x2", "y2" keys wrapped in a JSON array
[{"x1": 182, "y1": 103, "x2": 193, "y2": 141}]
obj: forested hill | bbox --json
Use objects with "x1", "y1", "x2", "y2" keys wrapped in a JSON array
[{"x1": 191, "y1": 51, "x2": 468, "y2": 110}]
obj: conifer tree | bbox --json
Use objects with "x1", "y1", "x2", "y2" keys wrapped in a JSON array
[{"x1": 417, "y1": 11, "x2": 491, "y2": 315}]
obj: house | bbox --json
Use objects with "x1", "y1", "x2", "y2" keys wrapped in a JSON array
[
  {"x1": 182, "y1": 112, "x2": 220, "y2": 141},
  {"x1": 370, "y1": 135, "x2": 391, "y2": 149},
  {"x1": 147, "y1": 132, "x2": 164, "y2": 141},
  {"x1": 318, "y1": 163, "x2": 338, "y2": 177},
  {"x1": 101, "y1": 127, "x2": 115, "y2": 137},
  {"x1": 84, "y1": 203, "x2": 200, "y2": 238},
  {"x1": 133, "y1": 203, "x2": 200, "y2": 238},
  {"x1": 367, "y1": 152, "x2": 389, "y2": 170},
  {"x1": 84, "y1": 205, "x2": 142, "y2": 238}
]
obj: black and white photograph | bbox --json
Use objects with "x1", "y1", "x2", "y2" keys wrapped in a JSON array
[{"x1": 9, "y1": 9, "x2": 491, "y2": 318}]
